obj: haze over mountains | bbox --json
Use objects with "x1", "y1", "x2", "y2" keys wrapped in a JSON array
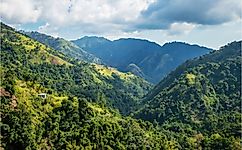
[
  {"x1": 1, "y1": 0, "x2": 241, "y2": 149},
  {"x1": 25, "y1": 31, "x2": 212, "y2": 83},
  {"x1": 1, "y1": 22, "x2": 241, "y2": 149},
  {"x1": 73, "y1": 37, "x2": 212, "y2": 83}
]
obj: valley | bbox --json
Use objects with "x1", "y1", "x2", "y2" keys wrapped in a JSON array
[{"x1": 0, "y1": 22, "x2": 241, "y2": 150}]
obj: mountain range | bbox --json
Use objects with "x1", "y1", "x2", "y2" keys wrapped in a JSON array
[
  {"x1": 72, "y1": 36, "x2": 212, "y2": 83},
  {"x1": 0, "y1": 23, "x2": 151, "y2": 115},
  {"x1": 1, "y1": 22, "x2": 241, "y2": 149},
  {"x1": 23, "y1": 31, "x2": 213, "y2": 83}
]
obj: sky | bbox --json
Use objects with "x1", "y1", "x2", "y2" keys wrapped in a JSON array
[{"x1": 0, "y1": 0, "x2": 241, "y2": 49}]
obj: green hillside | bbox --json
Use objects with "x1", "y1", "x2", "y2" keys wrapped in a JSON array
[
  {"x1": 1, "y1": 82, "x2": 175, "y2": 149},
  {"x1": 0, "y1": 22, "x2": 151, "y2": 115},
  {"x1": 1, "y1": 22, "x2": 241, "y2": 150},
  {"x1": 134, "y1": 41, "x2": 241, "y2": 149},
  {"x1": 23, "y1": 31, "x2": 101, "y2": 64},
  {"x1": 0, "y1": 22, "x2": 178, "y2": 150}
]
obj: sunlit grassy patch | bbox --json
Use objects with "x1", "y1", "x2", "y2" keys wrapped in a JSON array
[
  {"x1": 186, "y1": 73, "x2": 196, "y2": 84},
  {"x1": 93, "y1": 64, "x2": 134, "y2": 80}
]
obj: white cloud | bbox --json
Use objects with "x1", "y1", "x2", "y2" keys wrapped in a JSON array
[
  {"x1": 38, "y1": 22, "x2": 50, "y2": 31},
  {"x1": 0, "y1": 0, "x2": 41, "y2": 24},
  {"x1": 168, "y1": 23, "x2": 197, "y2": 35},
  {"x1": 0, "y1": 0, "x2": 241, "y2": 38},
  {"x1": 137, "y1": 0, "x2": 242, "y2": 30},
  {"x1": 38, "y1": 22, "x2": 60, "y2": 37},
  {"x1": 1, "y1": 0, "x2": 153, "y2": 31}
]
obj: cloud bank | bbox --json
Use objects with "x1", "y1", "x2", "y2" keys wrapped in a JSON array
[
  {"x1": 0, "y1": 0, "x2": 241, "y2": 35},
  {"x1": 136, "y1": 0, "x2": 242, "y2": 30}
]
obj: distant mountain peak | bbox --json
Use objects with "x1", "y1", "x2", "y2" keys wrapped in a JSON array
[
  {"x1": 73, "y1": 37, "x2": 213, "y2": 83},
  {"x1": 77, "y1": 36, "x2": 111, "y2": 42},
  {"x1": 162, "y1": 41, "x2": 213, "y2": 50}
]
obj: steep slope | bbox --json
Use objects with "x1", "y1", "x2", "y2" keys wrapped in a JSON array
[
  {"x1": 0, "y1": 24, "x2": 71, "y2": 66},
  {"x1": 0, "y1": 23, "x2": 151, "y2": 115},
  {"x1": 72, "y1": 37, "x2": 212, "y2": 83},
  {"x1": 138, "y1": 42, "x2": 212, "y2": 82},
  {"x1": 1, "y1": 23, "x2": 240, "y2": 149},
  {"x1": 0, "y1": 22, "x2": 177, "y2": 150},
  {"x1": 23, "y1": 31, "x2": 101, "y2": 63},
  {"x1": 134, "y1": 41, "x2": 241, "y2": 148},
  {"x1": 1, "y1": 83, "x2": 175, "y2": 149}
]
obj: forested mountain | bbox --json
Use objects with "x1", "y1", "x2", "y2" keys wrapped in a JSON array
[
  {"x1": 1, "y1": 22, "x2": 241, "y2": 150},
  {"x1": 1, "y1": 23, "x2": 173, "y2": 149},
  {"x1": 23, "y1": 31, "x2": 102, "y2": 64},
  {"x1": 72, "y1": 37, "x2": 212, "y2": 83},
  {"x1": 1, "y1": 92, "x2": 178, "y2": 149},
  {"x1": 134, "y1": 41, "x2": 241, "y2": 148},
  {"x1": 0, "y1": 22, "x2": 151, "y2": 115}
]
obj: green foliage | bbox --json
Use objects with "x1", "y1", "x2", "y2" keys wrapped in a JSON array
[
  {"x1": 0, "y1": 80, "x2": 169, "y2": 149},
  {"x1": 1, "y1": 22, "x2": 241, "y2": 150},
  {"x1": 134, "y1": 41, "x2": 242, "y2": 149},
  {"x1": 1, "y1": 23, "x2": 164, "y2": 150},
  {"x1": 0, "y1": 23, "x2": 152, "y2": 115}
]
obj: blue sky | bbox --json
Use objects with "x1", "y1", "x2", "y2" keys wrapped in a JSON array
[{"x1": 1, "y1": 0, "x2": 241, "y2": 49}]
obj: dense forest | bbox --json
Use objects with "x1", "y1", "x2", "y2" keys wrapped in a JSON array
[
  {"x1": 0, "y1": 23, "x2": 152, "y2": 115},
  {"x1": 0, "y1": 22, "x2": 241, "y2": 149},
  {"x1": 134, "y1": 41, "x2": 242, "y2": 149}
]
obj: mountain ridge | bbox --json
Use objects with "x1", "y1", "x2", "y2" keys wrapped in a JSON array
[
  {"x1": 23, "y1": 31, "x2": 102, "y2": 64},
  {"x1": 133, "y1": 41, "x2": 241, "y2": 148},
  {"x1": 73, "y1": 36, "x2": 212, "y2": 83},
  {"x1": 0, "y1": 22, "x2": 152, "y2": 115}
]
